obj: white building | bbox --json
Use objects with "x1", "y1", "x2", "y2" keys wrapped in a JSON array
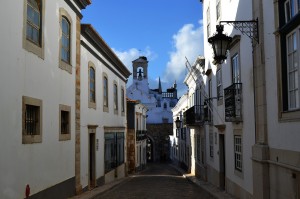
[
  {"x1": 171, "y1": 93, "x2": 191, "y2": 171},
  {"x1": 79, "y1": 24, "x2": 131, "y2": 190},
  {"x1": 198, "y1": 0, "x2": 300, "y2": 198},
  {"x1": 0, "y1": 0, "x2": 90, "y2": 198},
  {"x1": 183, "y1": 0, "x2": 256, "y2": 198}
]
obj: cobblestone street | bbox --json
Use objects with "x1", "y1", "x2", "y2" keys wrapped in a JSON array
[{"x1": 95, "y1": 163, "x2": 213, "y2": 199}]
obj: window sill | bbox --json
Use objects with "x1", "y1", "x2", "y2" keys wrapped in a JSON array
[
  {"x1": 59, "y1": 133, "x2": 71, "y2": 141},
  {"x1": 22, "y1": 134, "x2": 42, "y2": 144},
  {"x1": 23, "y1": 39, "x2": 44, "y2": 59},
  {"x1": 103, "y1": 106, "x2": 109, "y2": 113},
  {"x1": 59, "y1": 60, "x2": 72, "y2": 74},
  {"x1": 89, "y1": 102, "x2": 96, "y2": 109},
  {"x1": 280, "y1": 109, "x2": 300, "y2": 122}
]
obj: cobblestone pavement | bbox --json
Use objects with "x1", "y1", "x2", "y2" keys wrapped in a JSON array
[{"x1": 95, "y1": 163, "x2": 214, "y2": 199}]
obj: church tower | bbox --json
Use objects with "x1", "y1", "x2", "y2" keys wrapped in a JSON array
[{"x1": 132, "y1": 56, "x2": 148, "y2": 81}]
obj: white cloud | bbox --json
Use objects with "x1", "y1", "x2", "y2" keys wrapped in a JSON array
[
  {"x1": 163, "y1": 20, "x2": 204, "y2": 96},
  {"x1": 112, "y1": 47, "x2": 156, "y2": 74}
]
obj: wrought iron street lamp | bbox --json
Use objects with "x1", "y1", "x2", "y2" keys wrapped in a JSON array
[
  {"x1": 175, "y1": 117, "x2": 181, "y2": 129},
  {"x1": 208, "y1": 25, "x2": 232, "y2": 65},
  {"x1": 208, "y1": 20, "x2": 259, "y2": 65}
]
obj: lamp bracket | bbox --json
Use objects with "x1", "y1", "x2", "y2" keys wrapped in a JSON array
[{"x1": 220, "y1": 19, "x2": 259, "y2": 44}]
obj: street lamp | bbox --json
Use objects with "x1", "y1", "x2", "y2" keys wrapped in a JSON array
[
  {"x1": 175, "y1": 117, "x2": 181, "y2": 129},
  {"x1": 208, "y1": 25, "x2": 232, "y2": 65},
  {"x1": 208, "y1": 20, "x2": 259, "y2": 65}
]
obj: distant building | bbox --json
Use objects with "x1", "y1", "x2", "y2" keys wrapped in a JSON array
[
  {"x1": 127, "y1": 56, "x2": 178, "y2": 161},
  {"x1": 126, "y1": 98, "x2": 147, "y2": 173}
]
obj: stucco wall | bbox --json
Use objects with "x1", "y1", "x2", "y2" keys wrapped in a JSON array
[{"x1": 0, "y1": 1, "x2": 79, "y2": 198}]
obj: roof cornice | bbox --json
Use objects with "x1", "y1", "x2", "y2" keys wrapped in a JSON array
[{"x1": 74, "y1": 0, "x2": 91, "y2": 9}]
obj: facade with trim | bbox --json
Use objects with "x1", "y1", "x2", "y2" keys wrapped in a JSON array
[{"x1": 0, "y1": 1, "x2": 131, "y2": 198}]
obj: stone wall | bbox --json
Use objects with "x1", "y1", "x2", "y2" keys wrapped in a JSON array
[{"x1": 147, "y1": 123, "x2": 173, "y2": 162}]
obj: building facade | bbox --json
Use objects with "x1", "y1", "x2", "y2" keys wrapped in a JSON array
[
  {"x1": 0, "y1": 0, "x2": 90, "y2": 198},
  {"x1": 0, "y1": 1, "x2": 131, "y2": 198},
  {"x1": 197, "y1": 0, "x2": 300, "y2": 198},
  {"x1": 78, "y1": 24, "x2": 131, "y2": 191},
  {"x1": 127, "y1": 99, "x2": 147, "y2": 173}
]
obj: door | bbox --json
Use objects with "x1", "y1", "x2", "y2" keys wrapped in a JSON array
[
  {"x1": 89, "y1": 132, "x2": 96, "y2": 189},
  {"x1": 219, "y1": 134, "x2": 225, "y2": 190}
]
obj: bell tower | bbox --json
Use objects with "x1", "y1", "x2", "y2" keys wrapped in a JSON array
[{"x1": 132, "y1": 56, "x2": 148, "y2": 81}]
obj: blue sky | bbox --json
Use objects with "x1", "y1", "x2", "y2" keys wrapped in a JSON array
[{"x1": 82, "y1": 0, "x2": 204, "y2": 97}]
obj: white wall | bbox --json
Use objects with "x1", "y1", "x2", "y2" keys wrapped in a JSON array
[
  {"x1": 80, "y1": 36, "x2": 127, "y2": 188},
  {"x1": 0, "y1": 1, "x2": 78, "y2": 198},
  {"x1": 202, "y1": 0, "x2": 255, "y2": 195}
]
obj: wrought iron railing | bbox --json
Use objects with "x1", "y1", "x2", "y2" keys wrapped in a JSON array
[
  {"x1": 184, "y1": 104, "x2": 211, "y2": 126},
  {"x1": 224, "y1": 83, "x2": 242, "y2": 122}
]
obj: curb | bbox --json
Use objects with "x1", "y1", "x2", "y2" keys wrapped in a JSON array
[{"x1": 169, "y1": 164, "x2": 235, "y2": 199}]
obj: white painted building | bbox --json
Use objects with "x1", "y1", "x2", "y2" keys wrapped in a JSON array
[
  {"x1": 79, "y1": 24, "x2": 131, "y2": 190},
  {"x1": 189, "y1": 0, "x2": 256, "y2": 198},
  {"x1": 171, "y1": 94, "x2": 191, "y2": 171},
  {"x1": 0, "y1": 0, "x2": 90, "y2": 198},
  {"x1": 252, "y1": 1, "x2": 300, "y2": 198}
]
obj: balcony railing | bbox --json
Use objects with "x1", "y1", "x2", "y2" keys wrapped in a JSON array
[
  {"x1": 184, "y1": 105, "x2": 209, "y2": 126},
  {"x1": 224, "y1": 83, "x2": 242, "y2": 122},
  {"x1": 136, "y1": 130, "x2": 147, "y2": 141}
]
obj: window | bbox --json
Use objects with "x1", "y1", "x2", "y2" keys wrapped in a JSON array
[
  {"x1": 114, "y1": 82, "x2": 118, "y2": 114},
  {"x1": 207, "y1": 7, "x2": 211, "y2": 37},
  {"x1": 61, "y1": 17, "x2": 70, "y2": 63},
  {"x1": 59, "y1": 8, "x2": 72, "y2": 73},
  {"x1": 209, "y1": 132, "x2": 214, "y2": 158},
  {"x1": 59, "y1": 104, "x2": 71, "y2": 141},
  {"x1": 284, "y1": 0, "x2": 300, "y2": 23},
  {"x1": 26, "y1": 0, "x2": 41, "y2": 45},
  {"x1": 105, "y1": 132, "x2": 124, "y2": 173},
  {"x1": 234, "y1": 135, "x2": 242, "y2": 172},
  {"x1": 22, "y1": 96, "x2": 42, "y2": 144},
  {"x1": 23, "y1": 0, "x2": 44, "y2": 58},
  {"x1": 216, "y1": 0, "x2": 221, "y2": 21},
  {"x1": 121, "y1": 87, "x2": 125, "y2": 115},
  {"x1": 287, "y1": 31, "x2": 299, "y2": 110},
  {"x1": 231, "y1": 53, "x2": 241, "y2": 83},
  {"x1": 163, "y1": 102, "x2": 167, "y2": 109},
  {"x1": 103, "y1": 74, "x2": 109, "y2": 112},
  {"x1": 216, "y1": 68, "x2": 223, "y2": 102},
  {"x1": 278, "y1": 1, "x2": 300, "y2": 117},
  {"x1": 89, "y1": 64, "x2": 96, "y2": 108}
]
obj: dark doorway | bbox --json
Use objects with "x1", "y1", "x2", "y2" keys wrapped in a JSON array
[
  {"x1": 219, "y1": 134, "x2": 225, "y2": 190},
  {"x1": 89, "y1": 133, "x2": 96, "y2": 189}
]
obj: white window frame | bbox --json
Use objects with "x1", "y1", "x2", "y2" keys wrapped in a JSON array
[
  {"x1": 234, "y1": 135, "x2": 242, "y2": 172},
  {"x1": 231, "y1": 53, "x2": 241, "y2": 84},
  {"x1": 286, "y1": 28, "x2": 300, "y2": 110}
]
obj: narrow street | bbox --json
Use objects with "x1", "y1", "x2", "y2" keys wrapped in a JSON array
[{"x1": 95, "y1": 163, "x2": 213, "y2": 199}]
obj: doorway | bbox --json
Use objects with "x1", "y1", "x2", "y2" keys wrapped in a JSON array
[
  {"x1": 219, "y1": 134, "x2": 225, "y2": 190},
  {"x1": 89, "y1": 132, "x2": 96, "y2": 189}
]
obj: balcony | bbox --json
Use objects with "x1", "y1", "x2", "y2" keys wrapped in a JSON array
[
  {"x1": 184, "y1": 105, "x2": 207, "y2": 126},
  {"x1": 136, "y1": 130, "x2": 147, "y2": 141},
  {"x1": 224, "y1": 83, "x2": 242, "y2": 122}
]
